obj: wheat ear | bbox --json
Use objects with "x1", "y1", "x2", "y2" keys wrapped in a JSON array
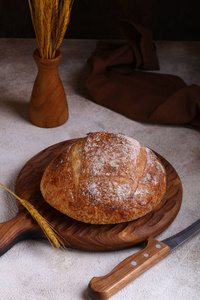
[
  {"x1": 34, "y1": 0, "x2": 45, "y2": 58},
  {"x1": 52, "y1": 0, "x2": 59, "y2": 40},
  {"x1": 0, "y1": 182, "x2": 66, "y2": 250},
  {"x1": 43, "y1": 1, "x2": 53, "y2": 59},
  {"x1": 52, "y1": 0, "x2": 74, "y2": 58},
  {"x1": 28, "y1": 0, "x2": 43, "y2": 58}
]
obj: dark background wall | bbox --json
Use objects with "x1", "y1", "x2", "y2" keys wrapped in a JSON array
[{"x1": 0, "y1": 0, "x2": 199, "y2": 40}]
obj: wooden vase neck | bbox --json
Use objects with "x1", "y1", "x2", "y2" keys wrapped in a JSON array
[{"x1": 33, "y1": 49, "x2": 62, "y2": 72}]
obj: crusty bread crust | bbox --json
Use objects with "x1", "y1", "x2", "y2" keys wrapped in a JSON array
[{"x1": 40, "y1": 132, "x2": 166, "y2": 224}]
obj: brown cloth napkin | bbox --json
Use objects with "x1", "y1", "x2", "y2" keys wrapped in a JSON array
[{"x1": 85, "y1": 20, "x2": 200, "y2": 128}]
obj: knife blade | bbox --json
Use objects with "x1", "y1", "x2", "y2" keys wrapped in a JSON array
[{"x1": 88, "y1": 219, "x2": 200, "y2": 300}]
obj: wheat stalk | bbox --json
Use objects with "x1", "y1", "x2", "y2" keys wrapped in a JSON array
[
  {"x1": 52, "y1": 0, "x2": 59, "y2": 40},
  {"x1": 34, "y1": 0, "x2": 44, "y2": 58},
  {"x1": 0, "y1": 182, "x2": 66, "y2": 250},
  {"x1": 28, "y1": 0, "x2": 42, "y2": 57},
  {"x1": 44, "y1": 1, "x2": 53, "y2": 59},
  {"x1": 52, "y1": 0, "x2": 74, "y2": 58},
  {"x1": 28, "y1": 0, "x2": 74, "y2": 59}
]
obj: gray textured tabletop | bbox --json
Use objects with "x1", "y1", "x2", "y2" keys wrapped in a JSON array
[{"x1": 0, "y1": 39, "x2": 199, "y2": 300}]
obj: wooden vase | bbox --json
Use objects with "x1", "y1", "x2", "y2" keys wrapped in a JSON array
[{"x1": 29, "y1": 49, "x2": 69, "y2": 128}]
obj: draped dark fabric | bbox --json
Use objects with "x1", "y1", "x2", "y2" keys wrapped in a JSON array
[{"x1": 85, "y1": 20, "x2": 200, "y2": 128}]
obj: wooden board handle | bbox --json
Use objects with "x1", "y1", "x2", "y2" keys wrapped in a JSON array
[
  {"x1": 88, "y1": 237, "x2": 171, "y2": 300},
  {"x1": 0, "y1": 213, "x2": 37, "y2": 256}
]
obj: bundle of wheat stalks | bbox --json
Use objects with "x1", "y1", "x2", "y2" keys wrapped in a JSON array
[{"x1": 28, "y1": 0, "x2": 74, "y2": 59}]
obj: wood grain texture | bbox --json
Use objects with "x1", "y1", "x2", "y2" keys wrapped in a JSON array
[
  {"x1": 0, "y1": 139, "x2": 182, "y2": 256},
  {"x1": 29, "y1": 49, "x2": 69, "y2": 128},
  {"x1": 88, "y1": 237, "x2": 171, "y2": 300}
]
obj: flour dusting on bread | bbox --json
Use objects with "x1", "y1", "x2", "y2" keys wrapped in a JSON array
[{"x1": 40, "y1": 132, "x2": 166, "y2": 224}]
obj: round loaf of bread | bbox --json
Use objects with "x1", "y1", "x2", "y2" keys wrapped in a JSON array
[{"x1": 40, "y1": 132, "x2": 166, "y2": 224}]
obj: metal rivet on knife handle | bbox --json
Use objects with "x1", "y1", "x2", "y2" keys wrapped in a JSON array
[
  {"x1": 87, "y1": 219, "x2": 200, "y2": 300},
  {"x1": 88, "y1": 237, "x2": 171, "y2": 300}
]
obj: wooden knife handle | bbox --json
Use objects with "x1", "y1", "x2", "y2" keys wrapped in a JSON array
[{"x1": 88, "y1": 237, "x2": 171, "y2": 300}]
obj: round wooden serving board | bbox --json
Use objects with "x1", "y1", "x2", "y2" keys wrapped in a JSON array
[{"x1": 0, "y1": 139, "x2": 182, "y2": 256}]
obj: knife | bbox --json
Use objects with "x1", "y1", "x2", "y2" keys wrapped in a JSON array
[{"x1": 88, "y1": 219, "x2": 200, "y2": 300}]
